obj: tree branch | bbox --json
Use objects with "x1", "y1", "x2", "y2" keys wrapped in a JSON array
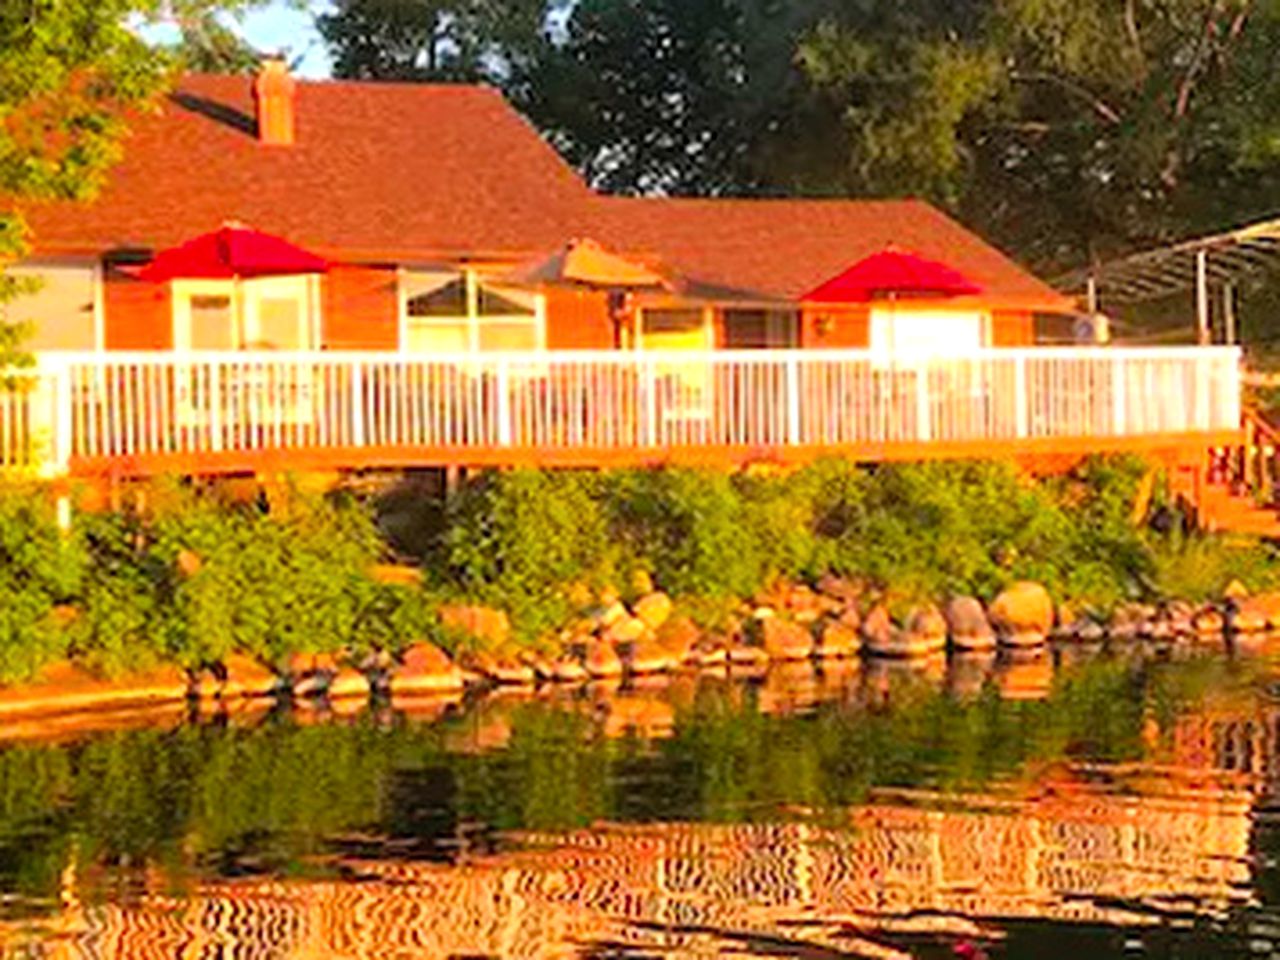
[{"x1": 1008, "y1": 71, "x2": 1123, "y2": 126}]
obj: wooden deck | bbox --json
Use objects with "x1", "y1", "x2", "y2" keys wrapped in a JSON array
[{"x1": 0, "y1": 346, "x2": 1243, "y2": 479}]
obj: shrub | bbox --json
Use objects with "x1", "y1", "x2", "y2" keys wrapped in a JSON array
[
  {"x1": 435, "y1": 469, "x2": 611, "y2": 641},
  {"x1": 0, "y1": 488, "x2": 82, "y2": 682},
  {"x1": 604, "y1": 468, "x2": 765, "y2": 599}
]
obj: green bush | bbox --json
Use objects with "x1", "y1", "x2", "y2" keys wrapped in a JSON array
[
  {"x1": 0, "y1": 488, "x2": 82, "y2": 682},
  {"x1": 605, "y1": 468, "x2": 765, "y2": 599}
]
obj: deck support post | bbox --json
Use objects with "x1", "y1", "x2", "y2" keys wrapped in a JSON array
[
  {"x1": 785, "y1": 355, "x2": 802, "y2": 445},
  {"x1": 1196, "y1": 250, "x2": 1211, "y2": 345},
  {"x1": 915, "y1": 365, "x2": 932, "y2": 442}
]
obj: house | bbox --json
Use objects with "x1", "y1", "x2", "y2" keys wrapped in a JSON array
[
  {"x1": 0, "y1": 61, "x2": 1246, "y2": 510},
  {"x1": 11, "y1": 60, "x2": 1072, "y2": 358}
]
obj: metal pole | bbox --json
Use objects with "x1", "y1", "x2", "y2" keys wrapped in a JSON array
[
  {"x1": 1195, "y1": 250, "x2": 1210, "y2": 345},
  {"x1": 1086, "y1": 275, "x2": 1099, "y2": 315},
  {"x1": 1223, "y1": 282, "x2": 1237, "y2": 345}
]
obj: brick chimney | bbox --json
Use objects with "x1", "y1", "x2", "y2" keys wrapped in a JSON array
[{"x1": 253, "y1": 55, "x2": 296, "y2": 146}]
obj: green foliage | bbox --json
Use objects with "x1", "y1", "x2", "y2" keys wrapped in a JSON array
[
  {"x1": 436, "y1": 469, "x2": 611, "y2": 640},
  {"x1": 605, "y1": 468, "x2": 764, "y2": 598},
  {"x1": 0, "y1": 489, "x2": 80, "y2": 682}
]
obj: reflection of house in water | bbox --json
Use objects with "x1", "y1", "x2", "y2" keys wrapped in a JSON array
[{"x1": 6, "y1": 785, "x2": 1255, "y2": 958}]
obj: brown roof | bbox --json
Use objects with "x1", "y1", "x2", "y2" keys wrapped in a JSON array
[
  {"x1": 589, "y1": 196, "x2": 1073, "y2": 311},
  {"x1": 22, "y1": 73, "x2": 1068, "y2": 311},
  {"x1": 22, "y1": 74, "x2": 593, "y2": 262}
]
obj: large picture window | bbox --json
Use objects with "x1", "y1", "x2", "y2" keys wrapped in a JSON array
[{"x1": 401, "y1": 270, "x2": 542, "y2": 353}]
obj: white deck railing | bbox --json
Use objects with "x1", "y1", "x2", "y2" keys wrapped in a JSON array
[{"x1": 0, "y1": 347, "x2": 1242, "y2": 475}]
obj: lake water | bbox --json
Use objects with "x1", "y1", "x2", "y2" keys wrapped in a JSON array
[{"x1": 3, "y1": 644, "x2": 1280, "y2": 958}]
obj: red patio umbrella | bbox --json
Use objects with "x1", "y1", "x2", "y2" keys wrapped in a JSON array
[
  {"x1": 802, "y1": 245, "x2": 982, "y2": 303},
  {"x1": 136, "y1": 222, "x2": 328, "y2": 282}
]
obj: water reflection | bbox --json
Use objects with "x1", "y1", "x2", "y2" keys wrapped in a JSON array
[{"x1": 1, "y1": 644, "x2": 1279, "y2": 957}]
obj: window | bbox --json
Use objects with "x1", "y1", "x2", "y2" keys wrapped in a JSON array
[
  {"x1": 401, "y1": 270, "x2": 542, "y2": 353},
  {"x1": 639, "y1": 308, "x2": 711, "y2": 351},
  {"x1": 173, "y1": 276, "x2": 318, "y2": 351},
  {"x1": 188, "y1": 295, "x2": 236, "y2": 351},
  {"x1": 2, "y1": 258, "x2": 100, "y2": 350}
]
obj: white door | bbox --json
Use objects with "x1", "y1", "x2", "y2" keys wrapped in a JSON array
[{"x1": 870, "y1": 308, "x2": 987, "y2": 361}]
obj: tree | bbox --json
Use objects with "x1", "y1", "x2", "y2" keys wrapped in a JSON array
[
  {"x1": 797, "y1": 0, "x2": 1280, "y2": 270},
  {"x1": 517, "y1": 0, "x2": 816, "y2": 195},
  {"x1": 318, "y1": 0, "x2": 556, "y2": 83},
  {"x1": 0, "y1": 0, "x2": 262, "y2": 365},
  {"x1": 172, "y1": 14, "x2": 263, "y2": 75}
]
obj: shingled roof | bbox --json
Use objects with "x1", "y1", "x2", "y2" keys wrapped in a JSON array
[
  {"x1": 23, "y1": 74, "x2": 594, "y2": 261},
  {"x1": 22, "y1": 72, "x2": 1071, "y2": 312},
  {"x1": 588, "y1": 197, "x2": 1073, "y2": 311}
]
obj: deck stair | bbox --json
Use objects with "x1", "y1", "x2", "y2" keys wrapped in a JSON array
[{"x1": 1192, "y1": 406, "x2": 1280, "y2": 538}]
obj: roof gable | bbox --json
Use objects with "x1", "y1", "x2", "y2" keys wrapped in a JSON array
[
  {"x1": 23, "y1": 75, "x2": 593, "y2": 261},
  {"x1": 589, "y1": 197, "x2": 1072, "y2": 310}
]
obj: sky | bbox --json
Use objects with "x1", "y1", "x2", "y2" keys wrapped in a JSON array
[
  {"x1": 237, "y1": 1, "x2": 332, "y2": 77},
  {"x1": 140, "y1": 1, "x2": 333, "y2": 77}
]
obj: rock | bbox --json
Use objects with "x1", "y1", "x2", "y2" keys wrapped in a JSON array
[
  {"x1": 758, "y1": 617, "x2": 815, "y2": 661},
  {"x1": 327, "y1": 667, "x2": 369, "y2": 701},
  {"x1": 783, "y1": 584, "x2": 823, "y2": 623},
  {"x1": 368, "y1": 563, "x2": 421, "y2": 587},
  {"x1": 603, "y1": 615, "x2": 648, "y2": 645},
  {"x1": 728, "y1": 643, "x2": 770, "y2": 669},
  {"x1": 693, "y1": 639, "x2": 730, "y2": 668},
  {"x1": 1224, "y1": 579, "x2": 1250, "y2": 601},
  {"x1": 632, "y1": 592, "x2": 673, "y2": 631},
  {"x1": 593, "y1": 601, "x2": 630, "y2": 631},
  {"x1": 817, "y1": 574, "x2": 861, "y2": 605},
  {"x1": 1060, "y1": 617, "x2": 1106, "y2": 643},
  {"x1": 584, "y1": 640, "x2": 624, "y2": 679},
  {"x1": 464, "y1": 651, "x2": 535, "y2": 686},
  {"x1": 438, "y1": 605, "x2": 511, "y2": 649},
  {"x1": 0, "y1": 661, "x2": 191, "y2": 720},
  {"x1": 630, "y1": 569, "x2": 655, "y2": 597},
  {"x1": 176, "y1": 549, "x2": 202, "y2": 578},
  {"x1": 988, "y1": 582, "x2": 1054, "y2": 647},
  {"x1": 1109, "y1": 602, "x2": 1156, "y2": 640},
  {"x1": 624, "y1": 638, "x2": 678, "y2": 674},
  {"x1": 656, "y1": 615, "x2": 700, "y2": 662},
  {"x1": 1192, "y1": 605, "x2": 1226, "y2": 639},
  {"x1": 944, "y1": 596, "x2": 995, "y2": 651},
  {"x1": 220, "y1": 654, "x2": 283, "y2": 699},
  {"x1": 860, "y1": 605, "x2": 897, "y2": 652},
  {"x1": 550, "y1": 657, "x2": 589, "y2": 683},
  {"x1": 1162, "y1": 600, "x2": 1196, "y2": 638},
  {"x1": 816, "y1": 619, "x2": 860, "y2": 658},
  {"x1": 902, "y1": 604, "x2": 948, "y2": 657},
  {"x1": 392, "y1": 642, "x2": 464, "y2": 695}
]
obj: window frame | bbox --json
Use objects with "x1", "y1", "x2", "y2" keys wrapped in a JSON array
[{"x1": 397, "y1": 268, "x2": 546, "y2": 355}]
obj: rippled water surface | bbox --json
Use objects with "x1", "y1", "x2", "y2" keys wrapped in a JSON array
[{"x1": 4, "y1": 644, "x2": 1280, "y2": 958}]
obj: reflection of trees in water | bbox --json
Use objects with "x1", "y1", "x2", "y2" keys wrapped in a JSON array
[{"x1": 0, "y1": 651, "x2": 1275, "y2": 954}]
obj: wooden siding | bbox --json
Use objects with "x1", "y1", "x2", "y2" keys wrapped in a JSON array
[
  {"x1": 992, "y1": 311, "x2": 1035, "y2": 346},
  {"x1": 800, "y1": 306, "x2": 870, "y2": 348},
  {"x1": 321, "y1": 266, "x2": 398, "y2": 350},
  {"x1": 543, "y1": 288, "x2": 615, "y2": 349},
  {"x1": 103, "y1": 267, "x2": 172, "y2": 350}
]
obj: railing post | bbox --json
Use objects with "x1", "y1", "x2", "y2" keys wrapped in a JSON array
[
  {"x1": 1111, "y1": 355, "x2": 1127, "y2": 437},
  {"x1": 208, "y1": 362, "x2": 223, "y2": 452},
  {"x1": 349, "y1": 362, "x2": 365, "y2": 447},
  {"x1": 495, "y1": 358, "x2": 512, "y2": 446},
  {"x1": 785, "y1": 354, "x2": 802, "y2": 445},
  {"x1": 1014, "y1": 355, "x2": 1028, "y2": 439},
  {"x1": 915, "y1": 363, "x2": 932, "y2": 442},
  {"x1": 643, "y1": 356, "x2": 657, "y2": 447},
  {"x1": 52, "y1": 363, "x2": 73, "y2": 474}
]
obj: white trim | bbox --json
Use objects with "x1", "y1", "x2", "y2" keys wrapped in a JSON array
[{"x1": 92, "y1": 259, "x2": 106, "y2": 352}]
